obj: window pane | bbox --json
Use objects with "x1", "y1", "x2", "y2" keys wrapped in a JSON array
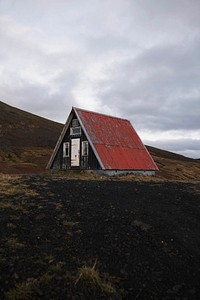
[
  {"x1": 82, "y1": 141, "x2": 88, "y2": 156},
  {"x1": 72, "y1": 119, "x2": 79, "y2": 127},
  {"x1": 63, "y1": 142, "x2": 69, "y2": 157},
  {"x1": 70, "y1": 127, "x2": 81, "y2": 136}
]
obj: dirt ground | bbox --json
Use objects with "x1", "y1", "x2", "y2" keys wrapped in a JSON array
[{"x1": 0, "y1": 175, "x2": 200, "y2": 299}]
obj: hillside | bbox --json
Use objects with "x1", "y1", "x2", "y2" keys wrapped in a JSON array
[
  {"x1": 0, "y1": 101, "x2": 63, "y2": 149},
  {"x1": 146, "y1": 146, "x2": 200, "y2": 181},
  {"x1": 0, "y1": 101, "x2": 200, "y2": 180},
  {"x1": 0, "y1": 101, "x2": 63, "y2": 173}
]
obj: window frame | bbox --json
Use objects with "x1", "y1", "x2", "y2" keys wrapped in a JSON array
[
  {"x1": 70, "y1": 126, "x2": 81, "y2": 136},
  {"x1": 72, "y1": 119, "x2": 79, "y2": 127},
  {"x1": 63, "y1": 142, "x2": 70, "y2": 157},
  {"x1": 82, "y1": 141, "x2": 89, "y2": 157}
]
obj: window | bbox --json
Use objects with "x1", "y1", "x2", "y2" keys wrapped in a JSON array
[
  {"x1": 70, "y1": 127, "x2": 81, "y2": 136},
  {"x1": 82, "y1": 141, "x2": 89, "y2": 156},
  {"x1": 63, "y1": 142, "x2": 70, "y2": 157},
  {"x1": 72, "y1": 119, "x2": 79, "y2": 127}
]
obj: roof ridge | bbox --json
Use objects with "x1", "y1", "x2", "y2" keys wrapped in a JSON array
[{"x1": 73, "y1": 107, "x2": 130, "y2": 122}]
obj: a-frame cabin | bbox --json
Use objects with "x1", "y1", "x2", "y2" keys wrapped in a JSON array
[{"x1": 47, "y1": 107, "x2": 158, "y2": 175}]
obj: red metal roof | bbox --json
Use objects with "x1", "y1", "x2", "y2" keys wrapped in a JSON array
[{"x1": 75, "y1": 108, "x2": 158, "y2": 171}]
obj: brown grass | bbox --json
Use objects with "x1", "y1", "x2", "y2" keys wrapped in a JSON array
[
  {"x1": 0, "y1": 175, "x2": 39, "y2": 197},
  {"x1": 5, "y1": 280, "x2": 36, "y2": 300},
  {"x1": 5, "y1": 263, "x2": 118, "y2": 299},
  {"x1": 48, "y1": 170, "x2": 106, "y2": 181},
  {"x1": 5, "y1": 275, "x2": 53, "y2": 300},
  {"x1": 0, "y1": 147, "x2": 53, "y2": 175},
  {"x1": 151, "y1": 156, "x2": 200, "y2": 182}
]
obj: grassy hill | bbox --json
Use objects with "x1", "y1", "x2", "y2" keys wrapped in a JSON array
[
  {"x1": 0, "y1": 101, "x2": 63, "y2": 148},
  {"x1": 0, "y1": 101, "x2": 62, "y2": 174},
  {"x1": 0, "y1": 101, "x2": 200, "y2": 180},
  {"x1": 146, "y1": 145, "x2": 200, "y2": 181}
]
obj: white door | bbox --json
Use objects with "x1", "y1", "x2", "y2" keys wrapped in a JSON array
[{"x1": 71, "y1": 138, "x2": 80, "y2": 166}]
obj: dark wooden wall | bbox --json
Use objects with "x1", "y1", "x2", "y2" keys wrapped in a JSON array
[{"x1": 51, "y1": 114, "x2": 101, "y2": 170}]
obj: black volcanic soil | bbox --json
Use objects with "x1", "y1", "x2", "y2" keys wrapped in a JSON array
[{"x1": 0, "y1": 176, "x2": 200, "y2": 299}]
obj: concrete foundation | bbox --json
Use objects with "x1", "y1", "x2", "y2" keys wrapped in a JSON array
[{"x1": 87, "y1": 170, "x2": 156, "y2": 177}]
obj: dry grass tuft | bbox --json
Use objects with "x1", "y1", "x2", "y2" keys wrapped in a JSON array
[
  {"x1": 75, "y1": 265, "x2": 100, "y2": 286},
  {"x1": 75, "y1": 261, "x2": 116, "y2": 295}
]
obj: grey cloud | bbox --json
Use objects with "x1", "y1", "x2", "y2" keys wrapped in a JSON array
[
  {"x1": 0, "y1": 70, "x2": 78, "y2": 122},
  {"x1": 97, "y1": 38, "x2": 200, "y2": 131},
  {"x1": 1, "y1": 0, "x2": 200, "y2": 158}
]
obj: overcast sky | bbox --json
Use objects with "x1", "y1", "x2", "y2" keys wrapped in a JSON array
[{"x1": 0, "y1": 0, "x2": 200, "y2": 158}]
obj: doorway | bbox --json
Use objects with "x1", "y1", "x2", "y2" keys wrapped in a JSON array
[{"x1": 71, "y1": 138, "x2": 80, "y2": 167}]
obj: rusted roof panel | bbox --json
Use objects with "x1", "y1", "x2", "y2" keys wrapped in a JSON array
[
  {"x1": 95, "y1": 145, "x2": 157, "y2": 170},
  {"x1": 75, "y1": 108, "x2": 158, "y2": 171}
]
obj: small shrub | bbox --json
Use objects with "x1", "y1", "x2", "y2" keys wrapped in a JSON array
[
  {"x1": 0, "y1": 253, "x2": 7, "y2": 268},
  {"x1": 13, "y1": 206, "x2": 28, "y2": 214},
  {"x1": 37, "y1": 273, "x2": 53, "y2": 287},
  {"x1": 5, "y1": 279, "x2": 36, "y2": 300},
  {"x1": 44, "y1": 255, "x2": 54, "y2": 263},
  {"x1": 0, "y1": 202, "x2": 12, "y2": 209},
  {"x1": 75, "y1": 261, "x2": 116, "y2": 295},
  {"x1": 6, "y1": 223, "x2": 17, "y2": 229},
  {"x1": 6, "y1": 238, "x2": 25, "y2": 250},
  {"x1": 101, "y1": 282, "x2": 116, "y2": 294},
  {"x1": 5, "y1": 274, "x2": 53, "y2": 300},
  {"x1": 75, "y1": 265, "x2": 100, "y2": 286},
  {"x1": 62, "y1": 220, "x2": 78, "y2": 227},
  {"x1": 55, "y1": 203, "x2": 63, "y2": 210},
  {"x1": 48, "y1": 262, "x2": 65, "y2": 274}
]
